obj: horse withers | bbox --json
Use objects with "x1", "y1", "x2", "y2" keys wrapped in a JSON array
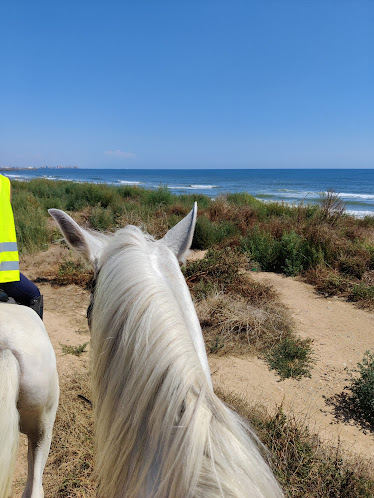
[
  {"x1": 50, "y1": 204, "x2": 283, "y2": 498},
  {"x1": 0, "y1": 303, "x2": 59, "y2": 497}
]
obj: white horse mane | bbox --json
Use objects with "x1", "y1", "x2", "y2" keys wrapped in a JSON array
[{"x1": 50, "y1": 208, "x2": 283, "y2": 498}]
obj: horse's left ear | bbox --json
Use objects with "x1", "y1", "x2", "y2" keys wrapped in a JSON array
[
  {"x1": 49, "y1": 208, "x2": 107, "y2": 264},
  {"x1": 160, "y1": 202, "x2": 197, "y2": 263}
]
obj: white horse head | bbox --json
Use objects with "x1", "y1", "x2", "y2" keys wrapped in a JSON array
[
  {"x1": 49, "y1": 203, "x2": 211, "y2": 385},
  {"x1": 50, "y1": 205, "x2": 282, "y2": 498}
]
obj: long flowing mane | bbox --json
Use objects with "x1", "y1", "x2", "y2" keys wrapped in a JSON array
[
  {"x1": 49, "y1": 207, "x2": 282, "y2": 497},
  {"x1": 90, "y1": 225, "x2": 282, "y2": 497}
]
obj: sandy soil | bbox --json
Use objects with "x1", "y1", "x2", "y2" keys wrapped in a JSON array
[
  {"x1": 12, "y1": 247, "x2": 374, "y2": 494},
  {"x1": 211, "y1": 272, "x2": 374, "y2": 462}
]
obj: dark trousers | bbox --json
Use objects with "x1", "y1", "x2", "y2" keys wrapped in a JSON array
[{"x1": 1, "y1": 273, "x2": 40, "y2": 305}]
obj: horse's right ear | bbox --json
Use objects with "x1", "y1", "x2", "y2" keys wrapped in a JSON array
[
  {"x1": 48, "y1": 209, "x2": 106, "y2": 264},
  {"x1": 160, "y1": 202, "x2": 197, "y2": 263}
]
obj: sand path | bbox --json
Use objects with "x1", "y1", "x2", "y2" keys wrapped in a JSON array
[{"x1": 210, "y1": 271, "x2": 374, "y2": 462}]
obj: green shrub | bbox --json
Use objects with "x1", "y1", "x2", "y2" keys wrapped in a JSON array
[
  {"x1": 225, "y1": 192, "x2": 262, "y2": 208},
  {"x1": 241, "y1": 228, "x2": 279, "y2": 272},
  {"x1": 345, "y1": 350, "x2": 374, "y2": 426},
  {"x1": 12, "y1": 190, "x2": 49, "y2": 253},
  {"x1": 351, "y1": 284, "x2": 374, "y2": 303},
  {"x1": 242, "y1": 228, "x2": 327, "y2": 276},
  {"x1": 143, "y1": 186, "x2": 174, "y2": 207},
  {"x1": 266, "y1": 336, "x2": 315, "y2": 380},
  {"x1": 178, "y1": 193, "x2": 212, "y2": 210},
  {"x1": 192, "y1": 216, "x2": 238, "y2": 249},
  {"x1": 278, "y1": 231, "x2": 304, "y2": 276},
  {"x1": 118, "y1": 185, "x2": 144, "y2": 199},
  {"x1": 88, "y1": 204, "x2": 116, "y2": 231},
  {"x1": 61, "y1": 342, "x2": 89, "y2": 357},
  {"x1": 263, "y1": 201, "x2": 294, "y2": 219}
]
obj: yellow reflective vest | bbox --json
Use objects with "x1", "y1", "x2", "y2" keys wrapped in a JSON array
[{"x1": 0, "y1": 175, "x2": 20, "y2": 283}]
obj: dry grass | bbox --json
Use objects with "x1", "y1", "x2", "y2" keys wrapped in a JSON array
[
  {"x1": 304, "y1": 266, "x2": 374, "y2": 311},
  {"x1": 185, "y1": 248, "x2": 294, "y2": 356},
  {"x1": 217, "y1": 388, "x2": 374, "y2": 497},
  {"x1": 197, "y1": 291, "x2": 292, "y2": 355},
  {"x1": 40, "y1": 367, "x2": 374, "y2": 497},
  {"x1": 43, "y1": 372, "x2": 96, "y2": 497}
]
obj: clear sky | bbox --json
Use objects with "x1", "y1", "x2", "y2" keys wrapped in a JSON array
[{"x1": 1, "y1": 1, "x2": 373, "y2": 169}]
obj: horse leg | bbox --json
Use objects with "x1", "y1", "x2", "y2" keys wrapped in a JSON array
[
  {"x1": 22, "y1": 428, "x2": 52, "y2": 498},
  {"x1": 21, "y1": 393, "x2": 58, "y2": 498}
]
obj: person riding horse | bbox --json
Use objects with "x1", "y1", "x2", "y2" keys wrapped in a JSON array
[{"x1": 0, "y1": 174, "x2": 43, "y2": 319}]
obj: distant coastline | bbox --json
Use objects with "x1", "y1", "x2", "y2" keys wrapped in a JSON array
[
  {"x1": 2, "y1": 167, "x2": 374, "y2": 217},
  {"x1": 0, "y1": 166, "x2": 79, "y2": 171}
]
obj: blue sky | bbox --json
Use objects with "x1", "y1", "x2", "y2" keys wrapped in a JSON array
[{"x1": 1, "y1": 1, "x2": 373, "y2": 169}]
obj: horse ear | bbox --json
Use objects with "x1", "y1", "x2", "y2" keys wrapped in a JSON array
[
  {"x1": 161, "y1": 202, "x2": 197, "y2": 263},
  {"x1": 48, "y1": 209, "x2": 106, "y2": 264}
]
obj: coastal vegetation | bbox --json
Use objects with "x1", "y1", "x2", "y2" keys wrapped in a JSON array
[
  {"x1": 12, "y1": 178, "x2": 374, "y2": 310},
  {"x1": 11, "y1": 178, "x2": 374, "y2": 496},
  {"x1": 343, "y1": 350, "x2": 374, "y2": 428}
]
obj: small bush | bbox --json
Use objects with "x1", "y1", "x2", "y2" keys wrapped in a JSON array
[
  {"x1": 338, "y1": 253, "x2": 371, "y2": 279},
  {"x1": 178, "y1": 193, "x2": 212, "y2": 210},
  {"x1": 345, "y1": 351, "x2": 374, "y2": 426},
  {"x1": 192, "y1": 216, "x2": 238, "y2": 250},
  {"x1": 278, "y1": 231, "x2": 304, "y2": 276},
  {"x1": 225, "y1": 192, "x2": 263, "y2": 208},
  {"x1": 183, "y1": 247, "x2": 247, "y2": 294},
  {"x1": 264, "y1": 201, "x2": 294, "y2": 219},
  {"x1": 351, "y1": 284, "x2": 374, "y2": 307},
  {"x1": 304, "y1": 267, "x2": 351, "y2": 297},
  {"x1": 61, "y1": 342, "x2": 89, "y2": 357},
  {"x1": 144, "y1": 186, "x2": 174, "y2": 207},
  {"x1": 241, "y1": 228, "x2": 279, "y2": 272},
  {"x1": 319, "y1": 189, "x2": 346, "y2": 221},
  {"x1": 242, "y1": 228, "x2": 326, "y2": 277},
  {"x1": 198, "y1": 293, "x2": 292, "y2": 354},
  {"x1": 88, "y1": 204, "x2": 116, "y2": 231},
  {"x1": 55, "y1": 260, "x2": 93, "y2": 288},
  {"x1": 266, "y1": 336, "x2": 315, "y2": 380}
]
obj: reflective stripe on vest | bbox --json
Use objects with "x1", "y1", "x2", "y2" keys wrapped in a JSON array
[
  {"x1": 0, "y1": 261, "x2": 20, "y2": 271},
  {"x1": 0, "y1": 175, "x2": 20, "y2": 283},
  {"x1": 0, "y1": 242, "x2": 18, "y2": 252}
]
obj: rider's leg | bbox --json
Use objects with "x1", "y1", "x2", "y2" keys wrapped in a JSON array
[
  {"x1": 1, "y1": 274, "x2": 43, "y2": 320},
  {"x1": 0, "y1": 290, "x2": 8, "y2": 302}
]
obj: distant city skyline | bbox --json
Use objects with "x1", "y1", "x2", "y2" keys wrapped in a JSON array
[{"x1": 1, "y1": 1, "x2": 373, "y2": 169}]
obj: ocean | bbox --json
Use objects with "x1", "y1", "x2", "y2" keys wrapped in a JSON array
[{"x1": 4, "y1": 168, "x2": 374, "y2": 217}]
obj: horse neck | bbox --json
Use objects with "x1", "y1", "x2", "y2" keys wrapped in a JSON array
[
  {"x1": 89, "y1": 228, "x2": 211, "y2": 494},
  {"x1": 153, "y1": 243, "x2": 212, "y2": 387},
  {"x1": 89, "y1": 228, "x2": 283, "y2": 498},
  {"x1": 90, "y1": 225, "x2": 212, "y2": 401}
]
